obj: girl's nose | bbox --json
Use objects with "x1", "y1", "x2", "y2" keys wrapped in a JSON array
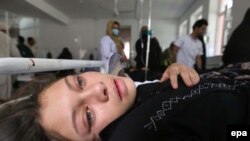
[{"x1": 81, "y1": 82, "x2": 109, "y2": 103}]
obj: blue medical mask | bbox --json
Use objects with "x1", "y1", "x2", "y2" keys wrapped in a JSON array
[
  {"x1": 142, "y1": 30, "x2": 153, "y2": 36},
  {"x1": 112, "y1": 29, "x2": 120, "y2": 36}
]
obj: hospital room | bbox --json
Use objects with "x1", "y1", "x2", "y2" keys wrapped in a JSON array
[{"x1": 0, "y1": 0, "x2": 250, "y2": 140}]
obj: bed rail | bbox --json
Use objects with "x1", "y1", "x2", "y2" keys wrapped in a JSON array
[{"x1": 0, "y1": 58, "x2": 105, "y2": 75}]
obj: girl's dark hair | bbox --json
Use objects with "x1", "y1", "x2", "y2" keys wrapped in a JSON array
[{"x1": 0, "y1": 74, "x2": 58, "y2": 141}]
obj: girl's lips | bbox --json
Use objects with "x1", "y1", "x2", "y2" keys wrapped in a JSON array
[{"x1": 114, "y1": 78, "x2": 127, "y2": 101}]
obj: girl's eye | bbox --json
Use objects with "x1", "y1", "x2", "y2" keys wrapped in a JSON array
[
  {"x1": 76, "y1": 75, "x2": 84, "y2": 89},
  {"x1": 86, "y1": 107, "x2": 93, "y2": 130}
]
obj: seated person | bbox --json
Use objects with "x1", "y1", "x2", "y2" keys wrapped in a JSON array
[
  {"x1": 0, "y1": 64, "x2": 249, "y2": 141},
  {"x1": 161, "y1": 42, "x2": 174, "y2": 68}
]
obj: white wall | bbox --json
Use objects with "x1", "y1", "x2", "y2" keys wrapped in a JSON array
[
  {"x1": 39, "y1": 18, "x2": 96, "y2": 59},
  {"x1": 231, "y1": 0, "x2": 250, "y2": 32},
  {"x1": 19, "y1": 17, "x2": 40, "y2": 40},
  {"x1": 151, "y1": 19, "x2": 177, "y2": 50},
  {"x1": 24, "y1": 18, "x2": 177, "y2": 59}
]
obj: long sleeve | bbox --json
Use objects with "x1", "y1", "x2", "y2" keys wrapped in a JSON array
[
  {"x1": 100, "y1": 36, "x2": 117, "y2": 71},
  {"x1": 100, "y1": 36, "x2": 117, "y2": 60},
  {"x1": 100, "y1": 37, "x2": 111, "y2": 60}
]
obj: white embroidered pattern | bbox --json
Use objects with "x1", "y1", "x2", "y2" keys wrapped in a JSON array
[{"x1": 144, "y1": 81, "x2": 246, "y2": 131}]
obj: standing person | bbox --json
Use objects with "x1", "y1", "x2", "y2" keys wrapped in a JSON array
[
  {"x1": 100, "y1": 20, "x2": 126, "y2": 72},
  {"x1": 0, "y1": 23, "x2": 21, "y2": 57},
  {"x1": 17, "y1": 36, "x2": 34, "y2": 58},
  {"x1": 27, "y1": 37, "x2": 37, "y2": 57},
  {"x1": 173, "y1": 19, "x2": 208, "y2": 70},
  {"x1": 0, "y1": 22, "x2": 21, "y2": 99},
  {"x1": 135, "y1": 26, "x2": 162, "y2": 72}
]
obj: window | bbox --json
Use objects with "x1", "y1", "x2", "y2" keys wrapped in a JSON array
[
  {"x1": 216, "y1": 0, "x2": 233, "y2": 55},
  {"x1": 178, "y1": 20, "x2": 187, "y2": 37}
]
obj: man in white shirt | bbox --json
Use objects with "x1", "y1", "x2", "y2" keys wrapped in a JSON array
[{"x1": 173, "y1": 19, "x2": 208, "y2": 70}]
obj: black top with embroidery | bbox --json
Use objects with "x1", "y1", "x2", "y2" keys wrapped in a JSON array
[{"x1": 100, "y1": 79, "x2": 250, "y2": 141}]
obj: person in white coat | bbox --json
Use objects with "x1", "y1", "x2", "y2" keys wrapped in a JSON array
[
  {"x1": 0, "y1": 22, "x2": 21, "y2": 99},
  {"x1": 100, "y1": 20, "x2": 127, "y2": 72}
]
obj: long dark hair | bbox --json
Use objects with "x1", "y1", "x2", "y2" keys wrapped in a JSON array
[{"x1": 0, "y1": 74, "x2": 57, "y2": 141}]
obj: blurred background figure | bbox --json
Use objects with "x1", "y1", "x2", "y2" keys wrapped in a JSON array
[
  {"x1": 173, "y1": 19, "x2": 208, "y2": 71},
  {"x1": 57, "y1": 47, "x2": 73, "y2": 59},
  {"x1": 161, "y1": 42, "x2": 174, "y2": 68},
  {"x1": 129, "y1": 26, "x2": 162, "y2": 82},
  {"x1": 0, "y1": 22, "x2": 21, "y2": 58},
  {"x1": 222, "y1": 8, "x2": 250, "y2": 66},
  {"x1": 0, "y1": 22, "x2": 21, "y2": 99},
  {"x1": 56, "y1": 47, "x2": 74, "y2": 77},
  {"x1": 100, "y1": 20, "x2": 127, "y2": 72},
  {"x1": 17, "y1": 36, "x2": 34, "y2": 58},
  {"x1": 46, "y1": 51, "x2": 52, "y2": 58},
  {"x1": 135, "y1": 25, "x2": 162, "y2": 72},
  {"x1": 27, "y1": 37, "x2": 37, "y2": 57}
]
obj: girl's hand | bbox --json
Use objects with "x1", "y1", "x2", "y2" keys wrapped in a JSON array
[{"x1": 160, "y1": 63, "x2": 200, "y2": 89}]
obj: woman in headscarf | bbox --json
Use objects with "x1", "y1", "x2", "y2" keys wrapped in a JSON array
[
  {"x1": 100, "y1": 20, "x2": 126, "y2": 72},
  {"x1": 135, "y1": 26, "x2": 162, "y2": 72}
]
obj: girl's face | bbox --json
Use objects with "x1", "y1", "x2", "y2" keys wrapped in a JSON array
[{"x1": 39, "y1": 72, "x2": 136, "y2": 141}]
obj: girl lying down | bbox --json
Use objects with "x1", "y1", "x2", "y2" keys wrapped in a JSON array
[{"x1": 0, "y1": 64, "x2": 249, "y2": 141}]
